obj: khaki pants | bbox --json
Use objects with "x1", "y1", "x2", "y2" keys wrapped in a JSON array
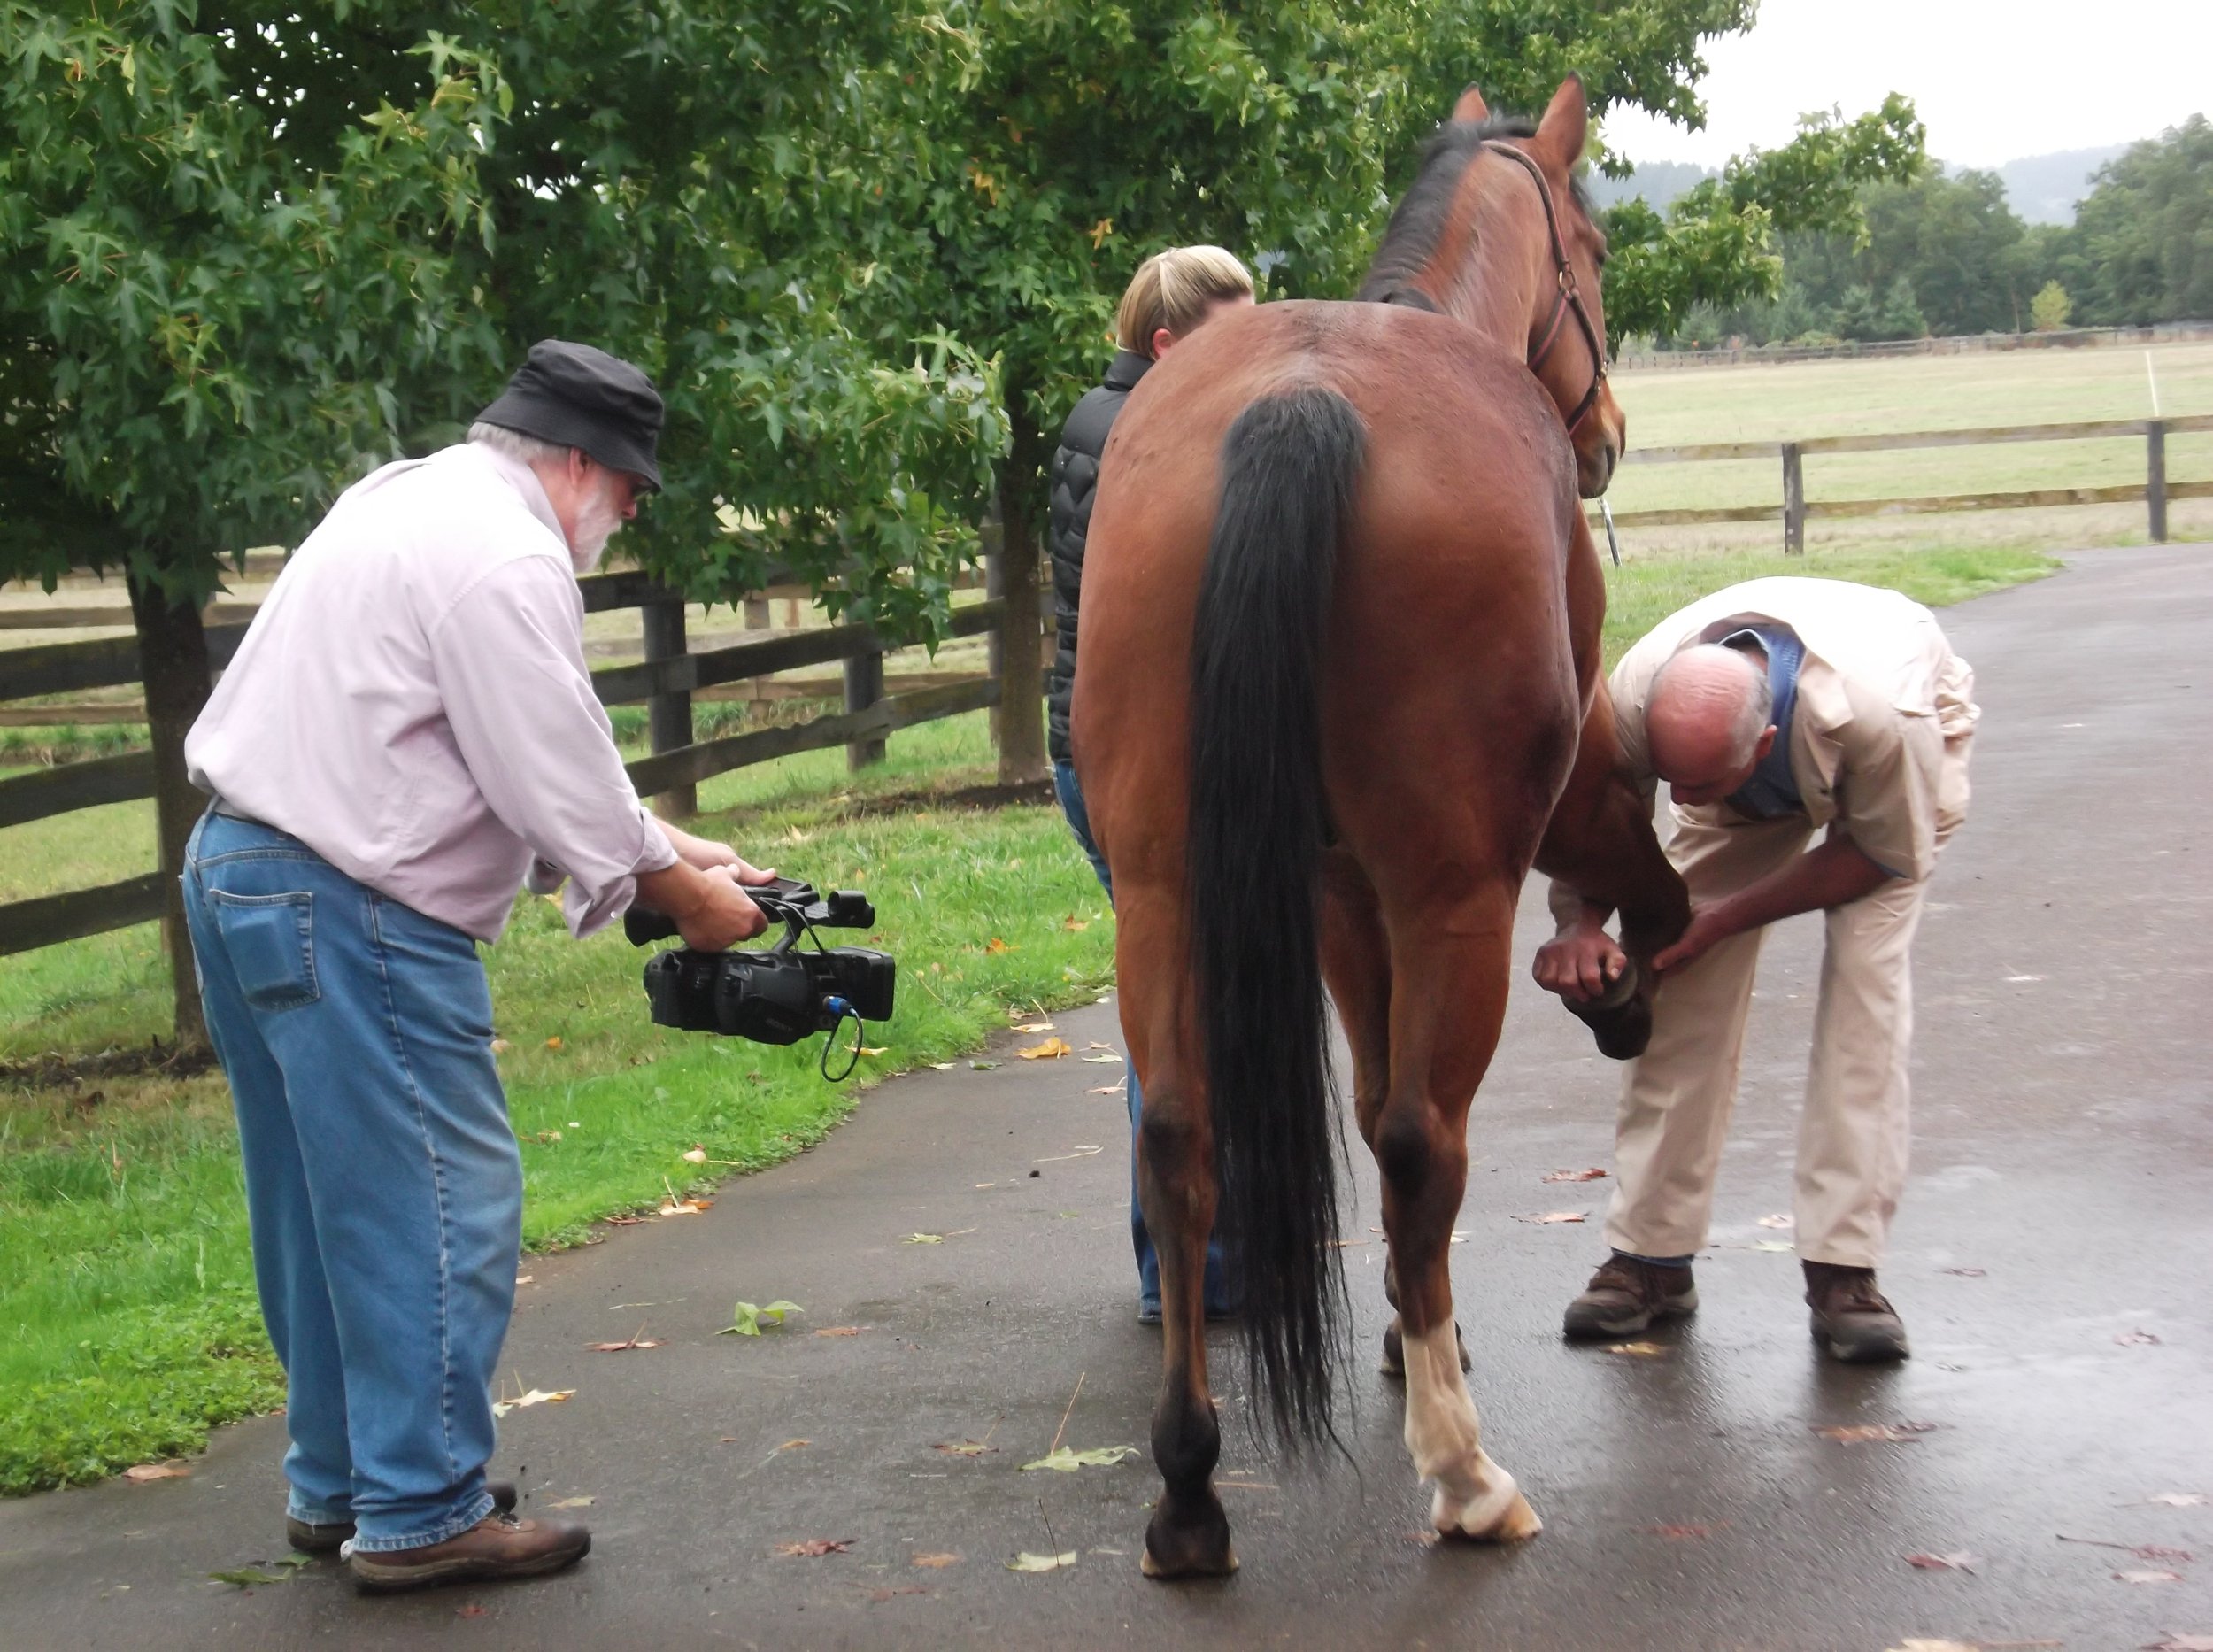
[{"x1": 1603, "y1": 657, "x2": 1976, "y2": 1270}]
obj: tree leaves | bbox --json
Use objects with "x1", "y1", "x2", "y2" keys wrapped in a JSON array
[
  {"x1": 719, "y1": 1300, "x2": 804, "y2": 1337},
  {"x1": 1005, "y1": 1550, "x2": 1077, "y2": 1572},
  {"x1": 1020, "y1": 1444, "x2": 1138, "y2": 1472}
]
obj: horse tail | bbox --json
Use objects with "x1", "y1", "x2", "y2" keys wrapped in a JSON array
[{"x1": 1187, "y1": 385, "x2": 1365, "y2": 1448}]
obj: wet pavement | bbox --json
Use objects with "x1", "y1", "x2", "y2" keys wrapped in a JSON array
[{"x1": 2, "y1": 544, "x2": 2209, "y2": 1651}]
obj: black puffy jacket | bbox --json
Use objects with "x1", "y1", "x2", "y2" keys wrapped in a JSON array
[{"x1": 1045, "y1": 349, "x2": 1152, "y2": 764}]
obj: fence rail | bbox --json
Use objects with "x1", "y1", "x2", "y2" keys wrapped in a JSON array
[
  {"x1": 0, "y1": 561, "x2": 1046, "y2": 958},
  {"x1": 1597, "y1": 413, "x2": 2213, "y2": 553}
]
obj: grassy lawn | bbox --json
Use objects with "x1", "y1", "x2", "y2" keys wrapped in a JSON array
[{"x1": 0, "y1": 531, "x2": 2055, "y2": 1495}]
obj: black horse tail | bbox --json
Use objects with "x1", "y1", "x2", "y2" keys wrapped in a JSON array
[{"x1": 1187, "y1": 386, "x2": 1365, "y2": 1448}]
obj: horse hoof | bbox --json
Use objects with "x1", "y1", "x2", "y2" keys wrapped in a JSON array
[
  {"x1": 1433, "y1": 1478, "x2": 1543, "y2": 1543},
  {"x1": 1143, "y1": 1498, "x2": 1238, "y2": 1580},
  {"x1": 1381, "y1": 1321, "x2": 1405, "y2": 1378}
]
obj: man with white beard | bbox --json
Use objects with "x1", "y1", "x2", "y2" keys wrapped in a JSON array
[{"x1": 182, "y1": 341, "x2": 771, "y2": 1593}]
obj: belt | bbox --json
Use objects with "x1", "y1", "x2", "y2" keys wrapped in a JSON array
[{"x1": 207, "y1": 796, "x2": 270, "y2": 829}]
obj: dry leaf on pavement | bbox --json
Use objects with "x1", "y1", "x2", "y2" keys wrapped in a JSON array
[
  {"x1": 1542, "y1": 1168, "x2": 1608, "y2": 1183},
  {"x1": 1512, "y1": 1211, "x2": 1587, "y2": 1224},
  {"x1": 123, "y1": 1462, "x2": 191, "y2": 1483},
  {"x1": 1088, "y1": 1085, "x2": 1122, "y2": 1094},
  {"x1": 2118, "y1": 1570, "x2": 2186, "y2": 1585},
  {"x1": 1757, "y1": 1213, "x2": 1794, "y2": 1229},
  {"x1": 2145, "y1": 1493, "x2": 2209, "y2": 1507},
  {"x1": 1940, "y1": 1266, "x2": 1987, "y2": 1277},
  {"x1": 1605, "y1": 1342, "x2": 1668, "y2": 1358},
  {"x1": 1650, "y1": 1524, "x2": 1714, "y2": 1540},
  {"x1": 551, "y1": 1496, "x2": 595, "y2": 1509},
  {"x1": 1904, "y1": 1551, "x2": 1978, "y2": 1572},
  {"x1": 490, "y1": 1388, "x2": 574, "y2": 1417},
  {"x1": 1814, "y1": 1422, "x2": 1937, "y2": 1444},
  {"x1": 585, "y1": 1336, "x2": 663, "y2": 1352},
  {"x1": 775, "y1": 1538, "x2": 854, "y2": 1557},
  {"x1": 934, "y1": 1440, "x2": 996, "y2": 1457},
  {"x1": 912, "y1": 1553, "x2": 961, "y2": 1568},
  {"x1": 815, "y1": 1326, "x2": 863, "y2": 1338},
  {"x1": 2117, "y1": 1330, "x2": 2163, "y2": 1347},
  {"x1": 1014, "y1": 1021, "x2": 1055, "y2": 1034},
  {"x1": 1006, "y1": 1550, "x2": 1077, "y2": 1572},
  {"x1": 1035, "y1": 1144, "x2": 1103, "y2": 1162},
  {"x1": 1018, "y1": 1038, "x2": 1073, "y2": 1060},
  {"x1": 2143, "y1": 1636, "x2": 2213, "y2": 1650},
  {"x1": 1021, "y1": 1445, "x2": 1138, "y2": 1472}
]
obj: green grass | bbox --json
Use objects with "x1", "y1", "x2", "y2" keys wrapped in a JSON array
[{"x1": 0, "y1": 533, "x2": 2055, "y2": 1495}]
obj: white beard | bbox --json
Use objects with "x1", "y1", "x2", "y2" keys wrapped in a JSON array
[{"x1": 568, "y1": 484, "x2": 625, "y2": 575}]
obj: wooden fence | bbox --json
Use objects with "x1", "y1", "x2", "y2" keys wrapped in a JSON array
[
  {"x1": 1597, "y1": 413, "x2": 2213, "y2": 554},
  {"x1": 0, "y1": 562, "x2": 1046, "y2": 958}
]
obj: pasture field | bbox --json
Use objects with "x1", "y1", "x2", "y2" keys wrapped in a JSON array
[{"x1": 1603, "y1": 338, "x2": 2213, "y2": 553}]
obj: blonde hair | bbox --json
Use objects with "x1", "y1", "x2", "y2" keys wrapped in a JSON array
[{"x1": 1114, "y1": 245, "x2": 1254, "y2": 356}]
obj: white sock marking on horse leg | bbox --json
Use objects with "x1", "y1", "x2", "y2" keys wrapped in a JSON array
[{"x1": 1400, "y1": 1323, "x2": 1542, "y2": 1540}]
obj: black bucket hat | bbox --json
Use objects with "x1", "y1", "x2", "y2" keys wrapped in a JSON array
[{"x1": 475, "y1": 339, "x2": 665, "y2": 492}]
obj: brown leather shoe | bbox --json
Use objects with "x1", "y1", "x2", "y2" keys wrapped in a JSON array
[
  {"x1": 347, "y1": 1509, "x2": 590, "y2": 1594},
  {"x1": 1804, "y1": 1261, "x2": 1910, "y2": 1363},
  {"x1": 1562, "y1": 1254, "x2": 1698, "y2": 1341},
  {"x1": 287, "y1": 1479, "x2": 518, "y2": 1555}
]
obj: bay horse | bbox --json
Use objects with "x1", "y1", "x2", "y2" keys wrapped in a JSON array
[{"x1": 1070, "y1": 76, "x2": 1693, "y2": 1578}]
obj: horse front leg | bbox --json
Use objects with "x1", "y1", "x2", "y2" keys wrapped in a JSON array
[{"x1": 1374, "y1": 895, "x2": 1541, "y2": 1542}]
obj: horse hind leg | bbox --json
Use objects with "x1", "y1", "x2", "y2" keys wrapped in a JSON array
[
  {"x1": 1126, "y1": 982, "x2": 1235, "y2": 1579},
  {"x1": 1372, "y1": 888, "x2": 1541, "y2": 1542}
]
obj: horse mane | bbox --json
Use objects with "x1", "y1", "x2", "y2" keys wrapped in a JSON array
[{"x1": 1357, "y1": 113, "x2": 1595, "y2": 303}]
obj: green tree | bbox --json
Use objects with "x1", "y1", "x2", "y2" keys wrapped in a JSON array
[
  {"x1": 2030, "y1": 280, "x2": 2073, "y2": 331},
  {"x1": 2063, "y1": 116, "x2": 2213, "y2": 324}
]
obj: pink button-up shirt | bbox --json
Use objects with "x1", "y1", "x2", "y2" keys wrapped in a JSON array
[{"x1": 186, "y1": 442, "x2": 675, "y2": 942}]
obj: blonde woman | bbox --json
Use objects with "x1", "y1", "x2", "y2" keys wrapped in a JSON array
[{"x1": 1047, "y1": 245, "x2": 1254, "y2": 1323}]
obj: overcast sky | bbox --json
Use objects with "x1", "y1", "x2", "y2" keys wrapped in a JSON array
[{"x1": 1597, "y1": 0, "x2": 2212, "y2": 169}]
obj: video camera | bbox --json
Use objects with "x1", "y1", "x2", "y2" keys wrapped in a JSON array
[{"x1": 626, "y1": 877, "x2": 895, "y2": 1075}]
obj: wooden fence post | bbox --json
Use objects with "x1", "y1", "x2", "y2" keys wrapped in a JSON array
[
  {"x1": 1782, "y1": 442, "x2": 1806, "y2": 556},
  {"x1": 126, "y1": 573, "x2": 212, "y2": 1049},
  {"x1": 989, "y1": 443, "x2": 1050, "y2": 787},
  {"x1": 2147, "y1": 420, "x2": 2168, "y2": 544},
  {"x1": 641, "y1": 591, "x2": 696, "y2": 818},
  {"x1": 843, "y1": 639, "x2": 886, "y2": 770}
]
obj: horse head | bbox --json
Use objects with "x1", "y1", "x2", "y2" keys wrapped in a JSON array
[{"x1": 1365, "y1": 78, "x2": 1624, "y2": 496}]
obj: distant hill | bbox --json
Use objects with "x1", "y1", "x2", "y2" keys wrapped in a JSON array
[
  {"x1": 1590, "y1": 143, "x2": 2136, "y2": 228},
  {"x1": 1988, "y1": 144, "x2": 2131, "y2": 225}
]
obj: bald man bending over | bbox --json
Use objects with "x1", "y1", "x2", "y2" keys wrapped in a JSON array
[{"x1": 1535, "y1": 578, "x2": 1978, "y2": 1363}]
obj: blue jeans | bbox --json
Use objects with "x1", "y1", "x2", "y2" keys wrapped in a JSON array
[
  {"x1": 1053, "y1": 760, "x2": 1234, "y2": 1318},
  {"x1": 182, "y1": 812, "x2": 515, "y2": 1552}
]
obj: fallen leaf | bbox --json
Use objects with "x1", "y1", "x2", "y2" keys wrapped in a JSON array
[
  {"x1": 719, "y1": 1300, "x2": 803, "y2": 1336},
  {"x1": 931, "y1": 1062, "x2": 956, "y2": 1071},
  {"x1": 489, "y1": 1038, "x2": 512, "y2": 1055},
  {"x1": 933, "y1": 1441, "x2": 996, "y2": 1457},
  {"x1": 905, "y1": 1232, "x2": 945, "y2": 1245},
  {"x1": 1757, "y1": 1213, "x2": 1794, "y2": 1229},
  {"x1": 2143, "y1": 1636, "x2": 2213, "y2": 1651},
  {"x1": 1034, "y1": 1144, "x2": 1103, "y2": 1162},
  {"x1": 1062, "y1": 916, "x2": 1090, "y2": 931},
  {"x1": 1005, "y1": 1550, "x2": 1077, "y2": 1572},
  {"x1": 1014, "y1": 1021, "x2": 1056, "y2": 1034},
  {"x1": 1512, "y1": 1211, "x2": 1587, "y2": 1224},
  {"x1": 969, "y1": 1061, "x2": 998, "y2": 1071},
  {"x1": 1605, "y1": 1341, "x2": 1668, "y2": 1358},
  {"x1": 2120, "y1": 1571, "x2": 2186, "y2": 1585},
  {"x1": 775, "y1": 1538, "x2": 854, "y2": 1557},
  {"x1": 1940, "y1": 1267, "x2": 1987, "y2": 1277},
  {"x1": 2117, "y1": 1330, "x2": 2163, "y2": 1347},
  {"x1": 859, "y1": 1046, "x2": 888, "y2": 1057},
  {"x1": 2146, "y1": 1493, "x2": 2209, "y2": 1507},
  {"x1": 457, "y1": 1602, "x2": 489, "y2": 1617},
  {"x1": 1815, "y1": 1422, "x2": 1938, "y2": 1443},
  {"x1": 123, "y1": 1462, "x2": 191, "y2": 1483},
  {"x1": 1020, "y1": 1445, "x2": 1139, "y2": 1472},
  {"x1": 855, "y1": 1584, "x2": 929, "y2": 1602},
  {"x1": 912, "y1": 1553, "x2": 961, "y2": 1569},
  {"x1": 659, "y1": 1200, "x2": 707, "y2": 1216},
  {"x1": 1750, "y1": 1239, "x2": 1797, "y2": 1252},
  {"x1": 490, "y1": 1388, "x2": 574, "y2": 1417},
  {"x1": 682, "y1": 1146, "x2": 707, "y2": 1163},
  {"x1": 1018, "y1": 1038, "x2": 1072, "y2": 1061},
  {"x1": 1087, "y1": 1085, "x2": 1122, "y2": 1094},
  {"x1": 1080, "y1": 1053, "x2": 1122, "y2": 1064},
  {"x1": 814, "y1": 1326, "x2": 864, "y2": 1338},
  {"x1": 550, "y1": 1496, "x2": 595, "y2": 1509},
  {"x1": 985, "y1": 938, "x2": 1010, "y2": 954},
  {"x1": 514, "y1": 1273, "x2": 535, "y2": 1285},
  {"x1": 778, "y1": 1440, "x2": 810, "y2": 1451},
  {"x1": 605, "y1": 1214, "x2": 646, "y2": 1226},
  {"x1": 585, "y1": 1337, "x2": 663, "y2": 1352},
  {"x1": 544, "y1": 1037, "x2": 563, "y2": 1051},
  {"x1": 207, "y1": 1556, "x2": 312, "y2": 1586},
  {"x1": 1542, "y1": 1167, "x2": 1608, "y2": 1183},
  {"x1": 2135, "y1": 1546, "x2": 2196, "y2": 1563},
  {"x1": 1649, "y1": 1524, "x2": 1714, "y2": 1540},
  {"x1": 1904, "y1": 1550, "x2": 1978, "y2": 1572}
]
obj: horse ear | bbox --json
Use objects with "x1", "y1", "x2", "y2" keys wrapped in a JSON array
[
  {"x1": 1535, "y1": 74, "x2": 1589, "y2": 168},
  {"x1": 1450, "y1": 85, "x2": 1489, "y2": 125}
]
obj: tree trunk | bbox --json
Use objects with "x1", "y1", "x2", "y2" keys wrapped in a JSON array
[
  {"x1": 127, "y1": 570, "x2": 213, "y2": 1050},
  {"x1": 991, "y1": 411, "x2": 1050, "y2": 787}
]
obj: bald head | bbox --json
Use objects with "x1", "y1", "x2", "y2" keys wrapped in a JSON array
[{"x1": 1646, "y1": 645, "x2": 1775, "y2": 805}]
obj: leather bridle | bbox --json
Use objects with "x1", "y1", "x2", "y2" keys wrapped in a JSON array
[{"x1": 1480, "y1": 140, "x2": 1608, "y2": 436}]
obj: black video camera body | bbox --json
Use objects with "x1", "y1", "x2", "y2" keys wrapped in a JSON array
[{"x1": 626, "y1": 878, "x2": 895, "y2": 1048}]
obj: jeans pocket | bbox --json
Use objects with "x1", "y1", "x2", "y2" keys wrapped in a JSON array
[{"x1": 208, "y1": 889, "x2": 320, "y2": 1010}]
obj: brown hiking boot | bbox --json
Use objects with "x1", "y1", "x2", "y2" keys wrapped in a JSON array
[
  {"x1": 1561, "y1": 1254, "x2": 1698, "y2": 1341},
  {"x1": 347, "y1": 1509, "x2": 590, "y2": 1594},
  {"x1": 1804, "y1": 1261, "x2": 1909, "y2": 1363},
  {"x1": 288, "y1": 1479, "x2": 518, "y2": 1555}
]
